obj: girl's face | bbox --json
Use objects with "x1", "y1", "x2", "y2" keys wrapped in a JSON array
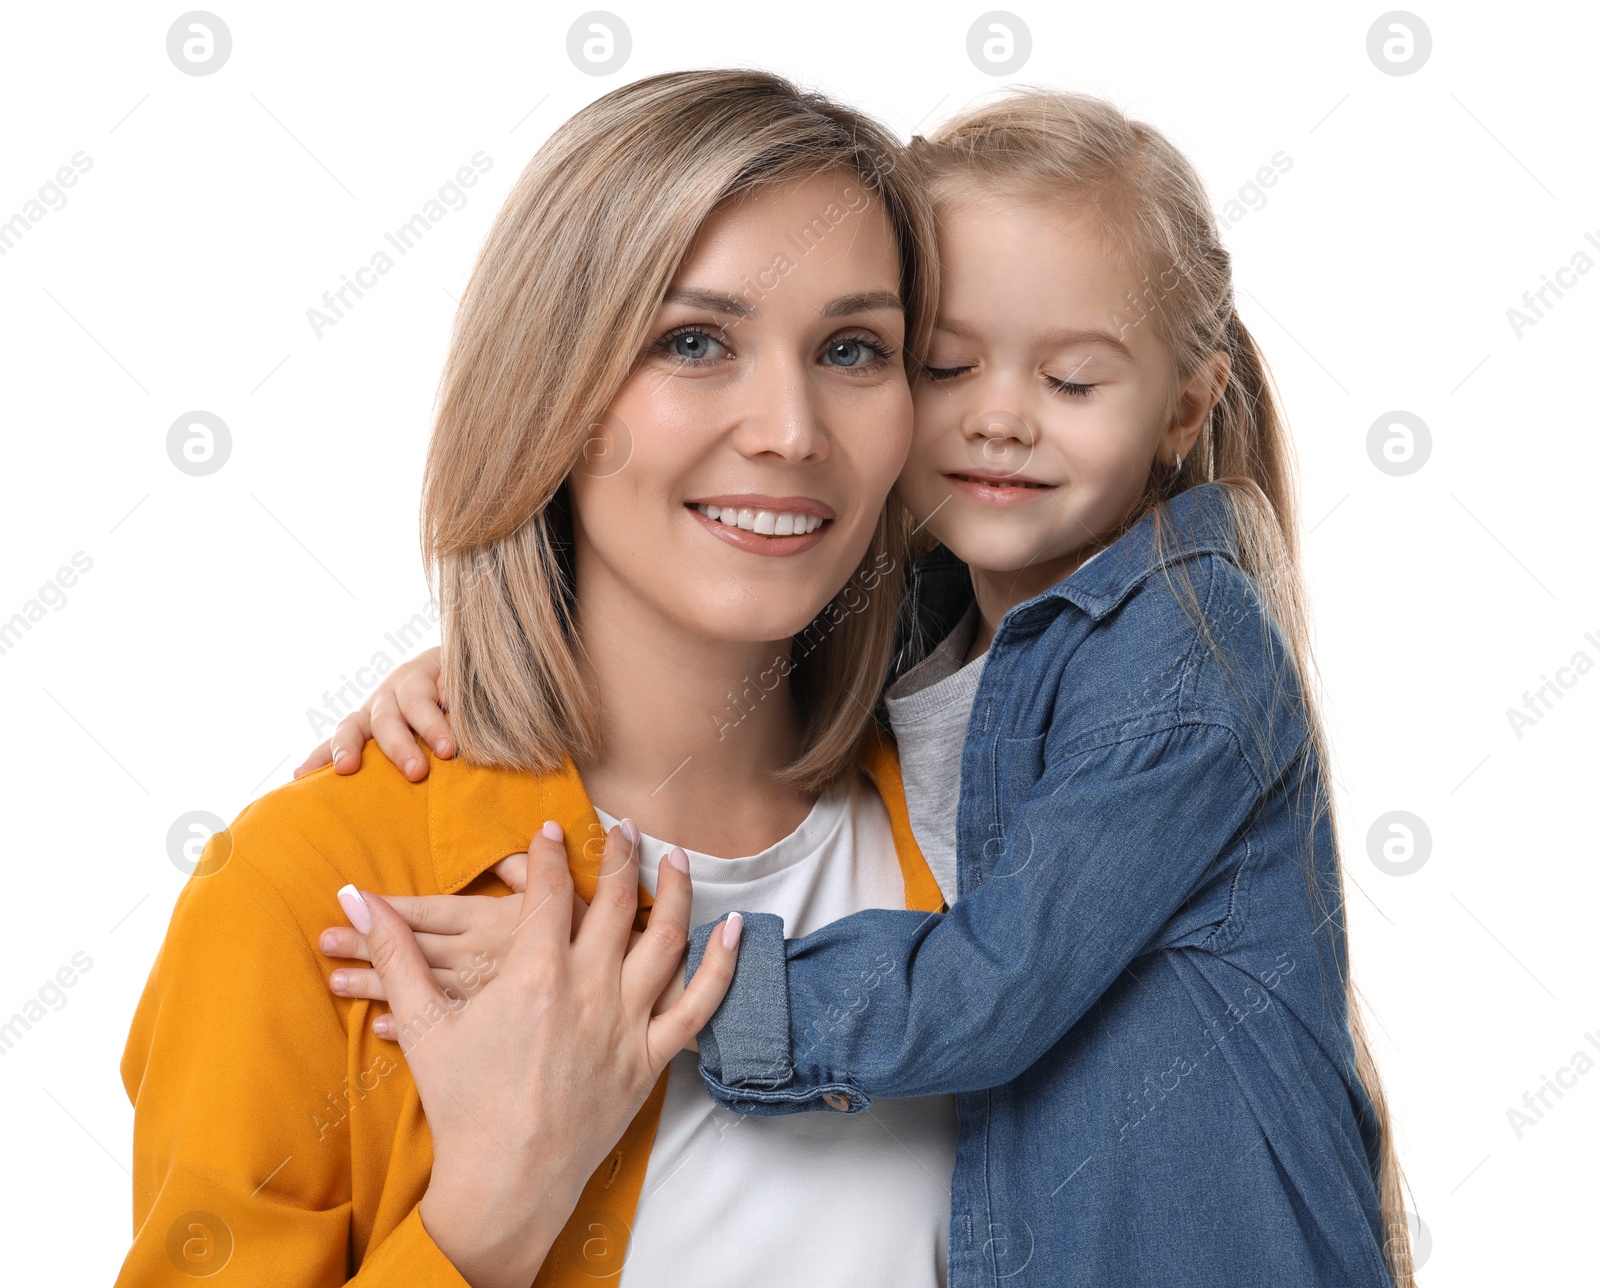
[
  {"x1": 568, "y1": 170, "x2": 910, "y2": 644},
  {"x1": 898, "y1": 195, "x2": 1225, "y2": 600}
]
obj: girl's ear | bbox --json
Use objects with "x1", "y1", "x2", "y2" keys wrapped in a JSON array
[{"x1": 1162, "y1": 349, "x2": 1231, "y2": 463}]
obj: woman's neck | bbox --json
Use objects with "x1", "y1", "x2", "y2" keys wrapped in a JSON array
[{"x1": 570, "y1": 562, "x2": 818, "y2": 858}]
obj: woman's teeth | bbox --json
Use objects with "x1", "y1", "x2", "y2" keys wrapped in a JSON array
[{"x1": 694, "y1": 503, "x2": 825, "y2": 535}]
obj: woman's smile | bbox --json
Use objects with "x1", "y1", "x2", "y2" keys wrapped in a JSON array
[{"x1": 687, "y1": 493, "x2": 834, "y2": 555}]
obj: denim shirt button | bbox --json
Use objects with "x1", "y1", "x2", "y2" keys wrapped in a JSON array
[{"x1": 821, "y1": 1092, "x2": 851, "y2": 1112}]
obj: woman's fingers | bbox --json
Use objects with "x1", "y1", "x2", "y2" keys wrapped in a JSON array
[
  {"x1": 621, "y1": 846, "x2": 691, "y2": 1014},
  {"x1": 575, "y1": 821, "x2": 641, "y2": 960},
  {"x1": 506, "y1": 823, "x2": 576, "y2": 961},
  {"x1": 325, "y1": 710, "x2": 375, "y2": 775},
  {"x1": 338, "y1": 886, "x2": 451, "y2": 1054},
  {"x1": 645, "y1": 912, "x2": 743, "y2": 1070}
]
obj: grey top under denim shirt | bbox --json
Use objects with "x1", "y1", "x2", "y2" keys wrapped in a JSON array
[{"x1": 686, "y1": 483, "x2": 1394, "y2": 1287}]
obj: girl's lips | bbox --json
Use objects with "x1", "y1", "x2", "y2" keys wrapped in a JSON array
[
  {"x1": 945, "y1": 472, "x2": 1058, "y2": 506},
  {"x1": 686, "y1": 504, "x2": 830, "y2": 556}
]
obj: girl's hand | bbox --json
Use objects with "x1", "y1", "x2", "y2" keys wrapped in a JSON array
[
  {"x1": 295, "y1": 645, "x2": 451, "y2": 782},
  {"x1": 341, "y1": 818, "x2": 740, "y2": 1288},
  {"x1": 322, "y1": 848, "x2": 693, "y2": 1046}
]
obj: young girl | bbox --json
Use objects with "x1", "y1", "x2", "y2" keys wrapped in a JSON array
[{"x1": 308, "y1": 91, "x2": 1412, "y2": 1285}]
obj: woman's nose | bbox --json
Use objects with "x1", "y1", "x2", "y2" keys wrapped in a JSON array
[{"x1": 731, "y1": 358, "x2": 830, "y2": 463}]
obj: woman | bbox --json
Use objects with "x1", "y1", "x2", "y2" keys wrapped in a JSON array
[{"x1": 119, "y1": 70, "x2": 949, "y2": 1286}]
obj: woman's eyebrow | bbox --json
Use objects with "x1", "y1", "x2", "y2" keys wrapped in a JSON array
[
  {"x1": 819, "y1": 290, "x2": 903, "y2": 319},
  {"x1": 659, "y1": 287, "x2": 903, "y2": 320}
]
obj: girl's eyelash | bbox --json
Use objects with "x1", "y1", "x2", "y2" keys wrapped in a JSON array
[{"x1": 923, "y1": 366, "x2": 1096, "y2": 398}]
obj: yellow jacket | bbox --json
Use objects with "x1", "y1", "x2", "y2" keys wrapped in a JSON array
[{"x1": 118, "y1": 727, "x2": 941, "y2": 1285}]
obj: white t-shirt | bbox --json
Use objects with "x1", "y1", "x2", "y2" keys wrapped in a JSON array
[{"x1": 596, "y1": 774, "x2": 958, "y2": 1287}]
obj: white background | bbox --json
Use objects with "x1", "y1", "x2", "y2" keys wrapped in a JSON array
[{"x1": 1, "y1": 1, "x2": 1595, "y2": 1281}]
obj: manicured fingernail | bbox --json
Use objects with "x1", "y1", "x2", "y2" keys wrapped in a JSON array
[
  {"x1": 541, "y1": 820, "x2": 564, "y2": 842},
  {"x1": 373, "y1": 1014, "x2": 393, "y2": 1037},
  {"x1": 330, "y1": 971, "x2": 348, "y2": 994},
  {"x1": 620, "y1": 817, "x2": 640, "y2": 846},
  {"x1": 320, "y1": 930, "x2": 338, "y2": 954},
  {"x1": 338, "y1": 884, "x2": 373, "y2": 935},
  {"x1": 721, "y1": 912, "x2": 743, "y2": 950},
  {"x1": 331, "y1": 747, "x2": 348, "y2": 763},
  {"x1": 406, "y1": 758, "x2": 422, "y2": 776},
  {"x1": 666, "y1": 845, "x2": 689, "y2": 874}
]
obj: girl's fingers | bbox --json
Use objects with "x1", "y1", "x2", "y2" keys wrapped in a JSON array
[
  {"x1": 328, "y1": 964, "x2": 486, "y2": 1003},
  {"x1": 491, "y1": 852, "x2": 528, "y2": 894},
  {"x1": 367, "y1": 691, "x2": 428, "y2": 781},
  {"x1": 621, "y1": 846, "x2": 692, "y2": 1014},
  {"x1": 294, "y1": 741, "x2": 334, "y2": 779},
  {"x1": 328, "y1": 711, "x2": 374, "y2": 776},
  {"x1": 319, "y1": 925, "x2": 473, "y2": 968},
  {"x1": 646, "y1": 912, "x2": 743, "y2": 1070},
  {"x1": 576, "y1": 821, "x2": 641, "y2": 960},
  {"x1": 394, "y1": 665, "x2": 455, "y2": 760}
]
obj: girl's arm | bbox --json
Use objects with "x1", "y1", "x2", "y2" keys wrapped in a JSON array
[
  {"x1": 686, "y1": 716, "x2": 1267, "y2": 1110},
  {"x1": 295, "y1": 647, "x2": 451, "y2": 781}
]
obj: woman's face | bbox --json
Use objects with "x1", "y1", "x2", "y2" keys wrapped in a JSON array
[{"x1": 567, "y1": 169, "x2": 911, "y2": 645}]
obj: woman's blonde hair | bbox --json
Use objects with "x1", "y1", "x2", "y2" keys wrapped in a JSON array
[
  {"x1": 910, "y1": 90, "x2": 1415, "y2": 1285},
  {"x1": 421, "y1": 69, "x2": 939, "y2": 790}
]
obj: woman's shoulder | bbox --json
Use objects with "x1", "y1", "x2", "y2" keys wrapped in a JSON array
[{"x1": 224, "y1": 738, "x2": 440, "y2": 902}]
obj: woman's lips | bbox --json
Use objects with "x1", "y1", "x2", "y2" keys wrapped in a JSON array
[
  {"x1": 944, "y1": 472, "x2": 1058, "y2": 506},
  {"x1": 685, "y1": 500, "x2": 832, "y2": 556}
]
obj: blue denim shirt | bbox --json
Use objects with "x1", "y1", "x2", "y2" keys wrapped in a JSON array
[{"x1": 686, "y1": 483, "x2": 1394, "y2": 1287}]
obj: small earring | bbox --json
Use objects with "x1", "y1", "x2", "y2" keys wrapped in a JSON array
[{"x1": 1173, "y1": 452, "x2": 1183, "y2": 473}]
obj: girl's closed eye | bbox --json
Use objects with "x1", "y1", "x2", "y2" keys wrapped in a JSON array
[{"x1": 1046, "y1": 376, "x2": 1096, "y2": 397}]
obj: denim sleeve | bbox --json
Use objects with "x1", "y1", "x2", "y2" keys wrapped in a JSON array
[{"x1": 687, "y1": 720, "x2": 1263, "y2": 1113}]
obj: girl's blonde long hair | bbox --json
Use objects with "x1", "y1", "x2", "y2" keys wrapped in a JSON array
[
  {"x1": 420, "y1": 70, "x2": 939, "y2": 790},
  {"x1": 910, "y1": 91, "x2": 1415, "y2": 1286}
]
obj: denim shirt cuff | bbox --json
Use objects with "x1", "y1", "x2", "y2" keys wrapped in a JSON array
[{"x1": 686, "y1": 910, "x2": 794, "y2": 1089}]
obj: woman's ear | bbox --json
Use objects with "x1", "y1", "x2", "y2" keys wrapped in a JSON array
[{"x1": 1162, "y1": 349, "x2": 1231, "y2": 463}]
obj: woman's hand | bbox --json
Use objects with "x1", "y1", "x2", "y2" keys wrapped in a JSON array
[
  {"x1": 323, "y1": 847, "x2": 695, "y2": 1047},
  {"x1": 295, "y1": 645, "x2": 451, "y2": 781},
  {"x1": 340, "y1": 818, "x2": 740, "y2": 1288}
]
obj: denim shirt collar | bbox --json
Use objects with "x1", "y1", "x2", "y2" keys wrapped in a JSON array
[{"x1": 893, "y1": 482, "x2": 1241, "y2": 678}]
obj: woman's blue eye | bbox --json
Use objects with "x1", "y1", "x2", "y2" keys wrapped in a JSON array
[
  {"x1": 664, "y1": 329, "x2": 726, "y2": 362},
  {"x1": 825, "y1": 336, "x2": 891, "y2": 368}
]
